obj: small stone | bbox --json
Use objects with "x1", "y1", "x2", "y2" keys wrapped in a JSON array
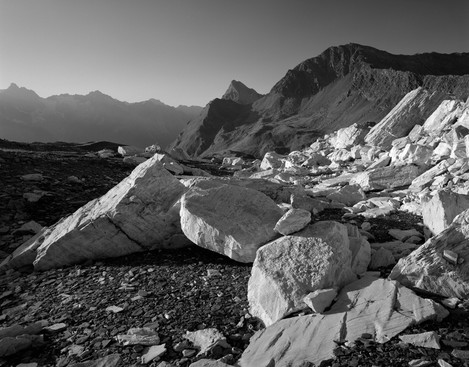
[
  {"x1": 303, "y1": 288, "x2": 337, "y2": 313},
  {"x1": 44, "y1": 323, "x2": 67, "y2": 333},
  {"x1": 399, "y1": 331, "x2": 441, "y2": 349},
  {"x1": 16, "y1": 364, "x2": 38, "y2": 367},
  {"x1": 174, "y1": 340, "x2": 190, "y2": 352},
  {"x1": 441, "y1": 297, "x2": 460, "y2": 309},
  {"x1": 182, "y1": 349, "x2": 197, "y2": 357},
  {"x1": 408, "y1": 359, "x2": 433, "y2": 367},
  {"x1": 443, "y1": 250, "x2": 458, "y2": 265},
  {"x1": 106, "y1": 306, "x2": 124, "y2": 313},
  {"x1": 438, "y1": 359, "x2": 453, "y2": 367},
  {"x1": 141, "y1": 344, "x2": 166, "y2": 364}
]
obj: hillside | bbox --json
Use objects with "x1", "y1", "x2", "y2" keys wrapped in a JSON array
[
  {"x1": 0, "y1": 84, "x2": 202, "y2": 148},
  {"x1": 171, "y1": 43, "x2": 469, "y2": 158}
]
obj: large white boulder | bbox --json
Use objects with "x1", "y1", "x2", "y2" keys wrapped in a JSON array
[
  {"x1": 0, "y1": 157, "x2": 187, "y2": 272},
  {"x1": 328, "y1": 123, "x2": 369, "y2": 149},
  {"x1": 422, "y1": 189, "x2": 469, "y2": 236},
  {"x1": 409, "y1": 159, "x2": 454, "y2": 192},
  {"x1": 423, "y1": 99, "x2": 465, "y2": 133},
  {"x1": 240, "y1": 277, "x2": 448, "y2": 367},
  {"x1": 179, "y1": 181, "x2": 283, "y2": 263},
  {"x1": 248, "y1": 221, "x2": 357, "y2": 326},
  {"x1": 274, "y1": 209, "x2": 311, "y2": 235},
  {"x1": 390, "y1": 208, "x2": 469, "y2": 298},
  {"x1": 351, "y1": 165, "x2": 422, "y2": 191},
  {"x1": 326, "y1": 184, "x2": 366, "y2": 206},
  {"x1": 365, "y1": 88, "x2": 448, "y2": 150}
]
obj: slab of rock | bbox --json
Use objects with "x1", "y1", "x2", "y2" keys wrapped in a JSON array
[
  {"x1": 423, "y1": 99, "x2": 465, "y2": 133},
  {"x1": 260, "y1": 152, "x2": 285, "y2": 170},
  {"x1": 290, "y1": 193, "x2": 326, "y2": 214},
  {"x1": 183, "y1": 328, "x2": 230, "y2": 357},
  {"x1": 189, "y1": 360, "x2": 231, "y2": 367},
  {"x1": 303, "y1": 288, "x2": 337, "y2": 313},
  {"x1": 240, "y1": 277, "x2": 448, "y2": 367},
  {"x1": 390, "y1": 208, "x2": 469, "y2": 298},
  {"x1": 141, "y1": 344, "x2": 166, "y2": 364},
  {"x1": 365, "y1": 87, "x2": 448, "y2": 150},
  {"x1": 422, "y1": 189, "x2": 469, "y2": 236},
  {"x1": 0, "y1": 156, "x2": 187, "y2": 272},
  {"x1": 248, "y1": 221, "x2": 357, "y2": 326},
  {"x1": 369, "y1": 247, "x2": 396, "y2": 270},
  {"x1": 329, "y1": 123, "x2": 369, "y2": 149},
  {"x1": 389, "y1": 228, "x2": 423, "y2": 242},
  {"x1": 351, "y1": 165, "x2": 422, "y2": 191},
  {"x1": 180, "y1": 181, "x2": 283, "y2": 263},
  {"x1": 370, "y1": 241, "x2": 418, "y2": 261},
  {"x1": 326, "y1": 184, "x2": 366, "y2": 206},
  {"x1": 274, "y1": 208, "x2": 311, "y2": 235},
  {"x1": 67, "y1": 354, "x2": 121, "y2": 367},
  {"x1": 399, "y1": 331, "x2": 441, "y2": 349},
  {"x1": 346, "y1": 224, "x2": 371, "y2": 275},
  {"x1": 409, "y1": 159, "x2": 454, "y2": 192},
  {"x1": 118, "y1": 145, "x2": 144, "y2": 157}
]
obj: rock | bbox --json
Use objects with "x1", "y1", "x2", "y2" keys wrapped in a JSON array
[
  {"x1": 23, "y1": 191, "x2": 46, "y2": 203},
  {"x1": 240, "y1": 277, "x2": 448, "y2": 367},
  {"x1": 438, "y1": 359, "x2": 454, "y2": 367},
  {"x1": 399, "y1": 331, "x2": 441, "y2": 349},
  {"x1": 141, "y1": 344, "x2": 167, "y2": 364},
  {"x1": 422, "y1": 189, "x2": 469, "y2": 236},
  {"x1": 301, "y1": 153, "x2": 331, "y2": 167},
  {"x1": 370, "y1": 241, "x2": 418, "y2": 261},
  {"x1": 274, "y1": 208, "x2": 311, "y2": 235},
  {"x1": 423, "y1": 99, "x2": 465, "y2": 133},
  {"x1": 67, "y1": 354, "x2": 121, "y2": 367},
  {"x1": 105, "y1": 306, "x2": 124, "y2": 313},
  {"x1": 116, "y1": 328, "x2": 160, "y2": 346},
  {"x1": 394, "y1": 144, "x2": 433, "y2": 166},
  {"x1": 153, "y1": 153, "x2": 184, "y2": 175},
  {"x1": 189, "y1": 360, "x2": 231, "y2": 367},
  {"x1": 388, "y1": 228, "x2": 423, "y2": 242},
  {"x1": 347, "y1": 225, "x2": 371, "y2": 275},
  {"x1": 0, "y1": 321, "x2": 47, "y2": 338},
  {"x1": 366, "y1": 153, "x2": 390, "y2": 170},
  {"x1": 97, "y1": 149, "x2": 115, "y2": 159},
  {"x1": 183, "y1": 328, "x2": 230, "y2": 356},
  {"x1": 145, "y1": 144, "x2": 161, "y2": 154},
  {"x1": 0, "y1": 337, "x2": 33, "y2": 357},
  {"x1": 180, "y1": 181, "x2": 283, "y2": 263},
  {"x1": 0, "y1": 156, "x2": 186, "y2": 272},
  {"x1": 326, "y1": 184, "x2": 366, "y2": 206},
  {"x1": 351, "y1": 165, "x2": 422, "y2": 191},
  {"x1": 365, "y1": 87, "x2": 448, "y2": 150},
  {"x1": 44, "y1": 323, "x2": 67, "y2": 334},
  {"x1": 118, "y1": 145, "x2": 144, "y2": 157},
  {"x1": 248, "y1": 221, "x2": 357, "y2": 326},
  {"x1": 451, "y1": 349, "x2": 469, "y2": 360},
  {"x1": 369, "y1": 247, "x2": 396, "y2": 269},
  {"x1": 123, "y1": 156, "x2": 147, "y2": 166},
  {"x1": 409, "y1": 159, "x2": 454, "y2": 192},
  {"x1": 290, "y1": 193, "x2": 325, "y2": 214},
  {"x1": 328, "y1": 123, "x2": 369, "y2": 149},
  {"x1": 13, "y1": 221, "x2": 43, "y2": 235},
  {"x1": 390, "y1": 208, "x2": 469, "y2": 298},
  {"x1": 303, "y1": 288, "x2": 337, "y2": 313},
  {"x1": 260, "y1": 152, "x2": 285, "y2": 170},
  {"x1": 21, "y1": 173, "x2": 44, "y2": 181}
]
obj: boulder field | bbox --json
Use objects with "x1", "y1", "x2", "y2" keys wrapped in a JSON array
[{"x1": 2, "y1": 89, "x2": 469, "y2": 366}]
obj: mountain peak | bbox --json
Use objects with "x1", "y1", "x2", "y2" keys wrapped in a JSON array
[
  {"x1": 2, "y1": 83, "x2": 41, "y2": 100},
  {"x1": 222, "y1": 80, "x2": 263, "y2": 105}
]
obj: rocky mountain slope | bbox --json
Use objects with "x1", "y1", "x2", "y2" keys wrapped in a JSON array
[
  {"x1": 171, "y1": 43, "x2": 469, "y2": 158},
  {"x1": 0, "y1": 84, "x2": 202, "y2": 148}
]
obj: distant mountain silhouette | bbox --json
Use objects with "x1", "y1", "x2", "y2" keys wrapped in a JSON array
[
  {"x1": 0, "y1": 84, "x2": 202, "y2": 148},
  {"x1": 171, "y1": 43, "x2": 469, "y2": 158}
]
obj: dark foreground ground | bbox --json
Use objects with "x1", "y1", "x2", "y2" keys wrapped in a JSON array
[{"x1": 0, "y1": 140, "x2": 468, "y2": 367}]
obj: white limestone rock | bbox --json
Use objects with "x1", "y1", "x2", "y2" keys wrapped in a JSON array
[
  {"x1": 180, "y1": 181, "x2": 283, "y2": 263},
  {"x1": 183, "y1": 328, "x2": 230, "y2": 357},
  {"x1": 423, "y1": 100, "x2": 465, "y2": 134},
  {"x1": 0, "y1": 157, "x2": 187, "y2": 272},
  {"x1": 351, "y1": 165, "x2": 422, "y2": 191},
  {"x1": 240, "y1": 277, "x2": 448, "y2": 367},
  {"x1": 399, "y1": 331, "x2": 441, "y2": 349},
  {"x1": 422, "y1": 189, "x2": 469, "y2": 236},
  {"x1": 326, "y1": 184, "x2": 366, "y2": 206},
  {"x1": 346, "y1": 224, "x2": 371, "y2": 275},
  {"x1": 409, "y1": 159, "x2": 454, "y2": 192},
  {"x1": 390, "y1": 208, "x2": 469, "y2": 298},
  {"x1": 365, "y1": 87, "x2": 448, "y2": 150},
  {"x1": 260, "y1": 152, "x2": 286, "y2": 170},
  {"x1": 118, "y1": 145, "x2": 144, "y2": 157},
  {"x1": 303, "y1": 288, "x2": 337, "y2": 313},
  {"x1": 248, "y1": 221, "x2": 357, "y2": 326},
  {"x1": 328, "y1": 123, "x2": 369, "y2": 149},
  {"x1": 274, "y1": 209, "x2": 311, "y2": 235}
]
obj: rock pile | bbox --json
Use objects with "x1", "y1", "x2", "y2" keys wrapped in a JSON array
[{"x1": 2, "y1": 88, "x2": 469, "y2": 366}]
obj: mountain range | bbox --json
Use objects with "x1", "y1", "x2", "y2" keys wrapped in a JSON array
[
  {"x1": 171, "y1": 43, "x2": 469, "y2": 158},
  {"x1": 0, "y1": 84, "x2": 202, "y2": 148}
]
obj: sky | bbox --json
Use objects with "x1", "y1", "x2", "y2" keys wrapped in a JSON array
[{"x1": 0, "y1": 0, "x2": 468, "y2": 107}]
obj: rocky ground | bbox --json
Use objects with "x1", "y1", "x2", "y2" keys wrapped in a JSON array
[{"x1": 1, "y1": 141, "x2": 469, "y2": 367}]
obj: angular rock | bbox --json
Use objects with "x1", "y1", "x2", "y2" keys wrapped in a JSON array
[
  {"x1": 370, "y1": 241, "x2": 418, "y2": 261},
  {"x1": 248, "y1": 221, "x2": 357, "y2": 326},
  {"x1": 67, "y1": 354, "x2": 121, "y2": 367},
  {"x1": 422, "y1": 189, "x2": 469, "y2": 236},
  {"x1": 409, "y1": 159, "x2": 454, "y2": 192},
  {"x1": 329, "y1": 123, "x2": 369, "y2": 149},
  {"x1": 365, "y1": 87, "x2": 448, "y2": 150},
  {"x1": 180, "y1": 181, "x2": 283, "y2": 262},
  {"x1": 118, "y1": 145, "x2": 144, "y2": 157},
  {"x1": 274, "y1": 208, "x2": 311, "y2": 235},
  {"x1": 423, "y1": 99, "x2": 465, "y2": 133},
  {"x1": 116, "y1": 328, "x2": 160, "y2": 346},
  {"x1": 189, "y1": 360, "x2": 231, "y2": 367},
  {"x1": 290, "y1": 193, "x2": 325, "y2": 214},
  {"x1": 141, "y1": 344, "x2": 167, "y2": 364},
  {"x1": 240, "y1": 277, "x2": 448, "y2": 367},
  {"x1": 326, "y1": 184, "x2": 366, "y2": 206},
  {"x1": 351, "y1": 165, "x2": 422, "y2": 191},
  {"x1": 369, "y1": 247, "x2": 396, "y2": 269},
  {"x1": 347, "y1": 225, "x2": 371, "y2": 275},
  {"x1": 388, "y1": 228, "x2": 423, "y2": 242},
  {"x1": 260, "y1": 152, "x2": 285, "y2": 170},
  {"x1": 183, "y1": 328, "x2": 230, "y2": 356},
  {"x1": 390, "y1": 208, "x2": 469, "y2": 298},
  {"x1": 399, "y1": 331, "x2": 441, "y2": 349},
  {"x1": 0, "y1": 157, "x2": 186, "y2": 272},
  {"x1": 303, "y1": 288, "x2": 337, "y2": 313}
]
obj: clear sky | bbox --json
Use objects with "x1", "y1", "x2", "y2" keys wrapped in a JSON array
[{"x1": 1, "y1": 0, "x2": 468, "y2": 107}]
